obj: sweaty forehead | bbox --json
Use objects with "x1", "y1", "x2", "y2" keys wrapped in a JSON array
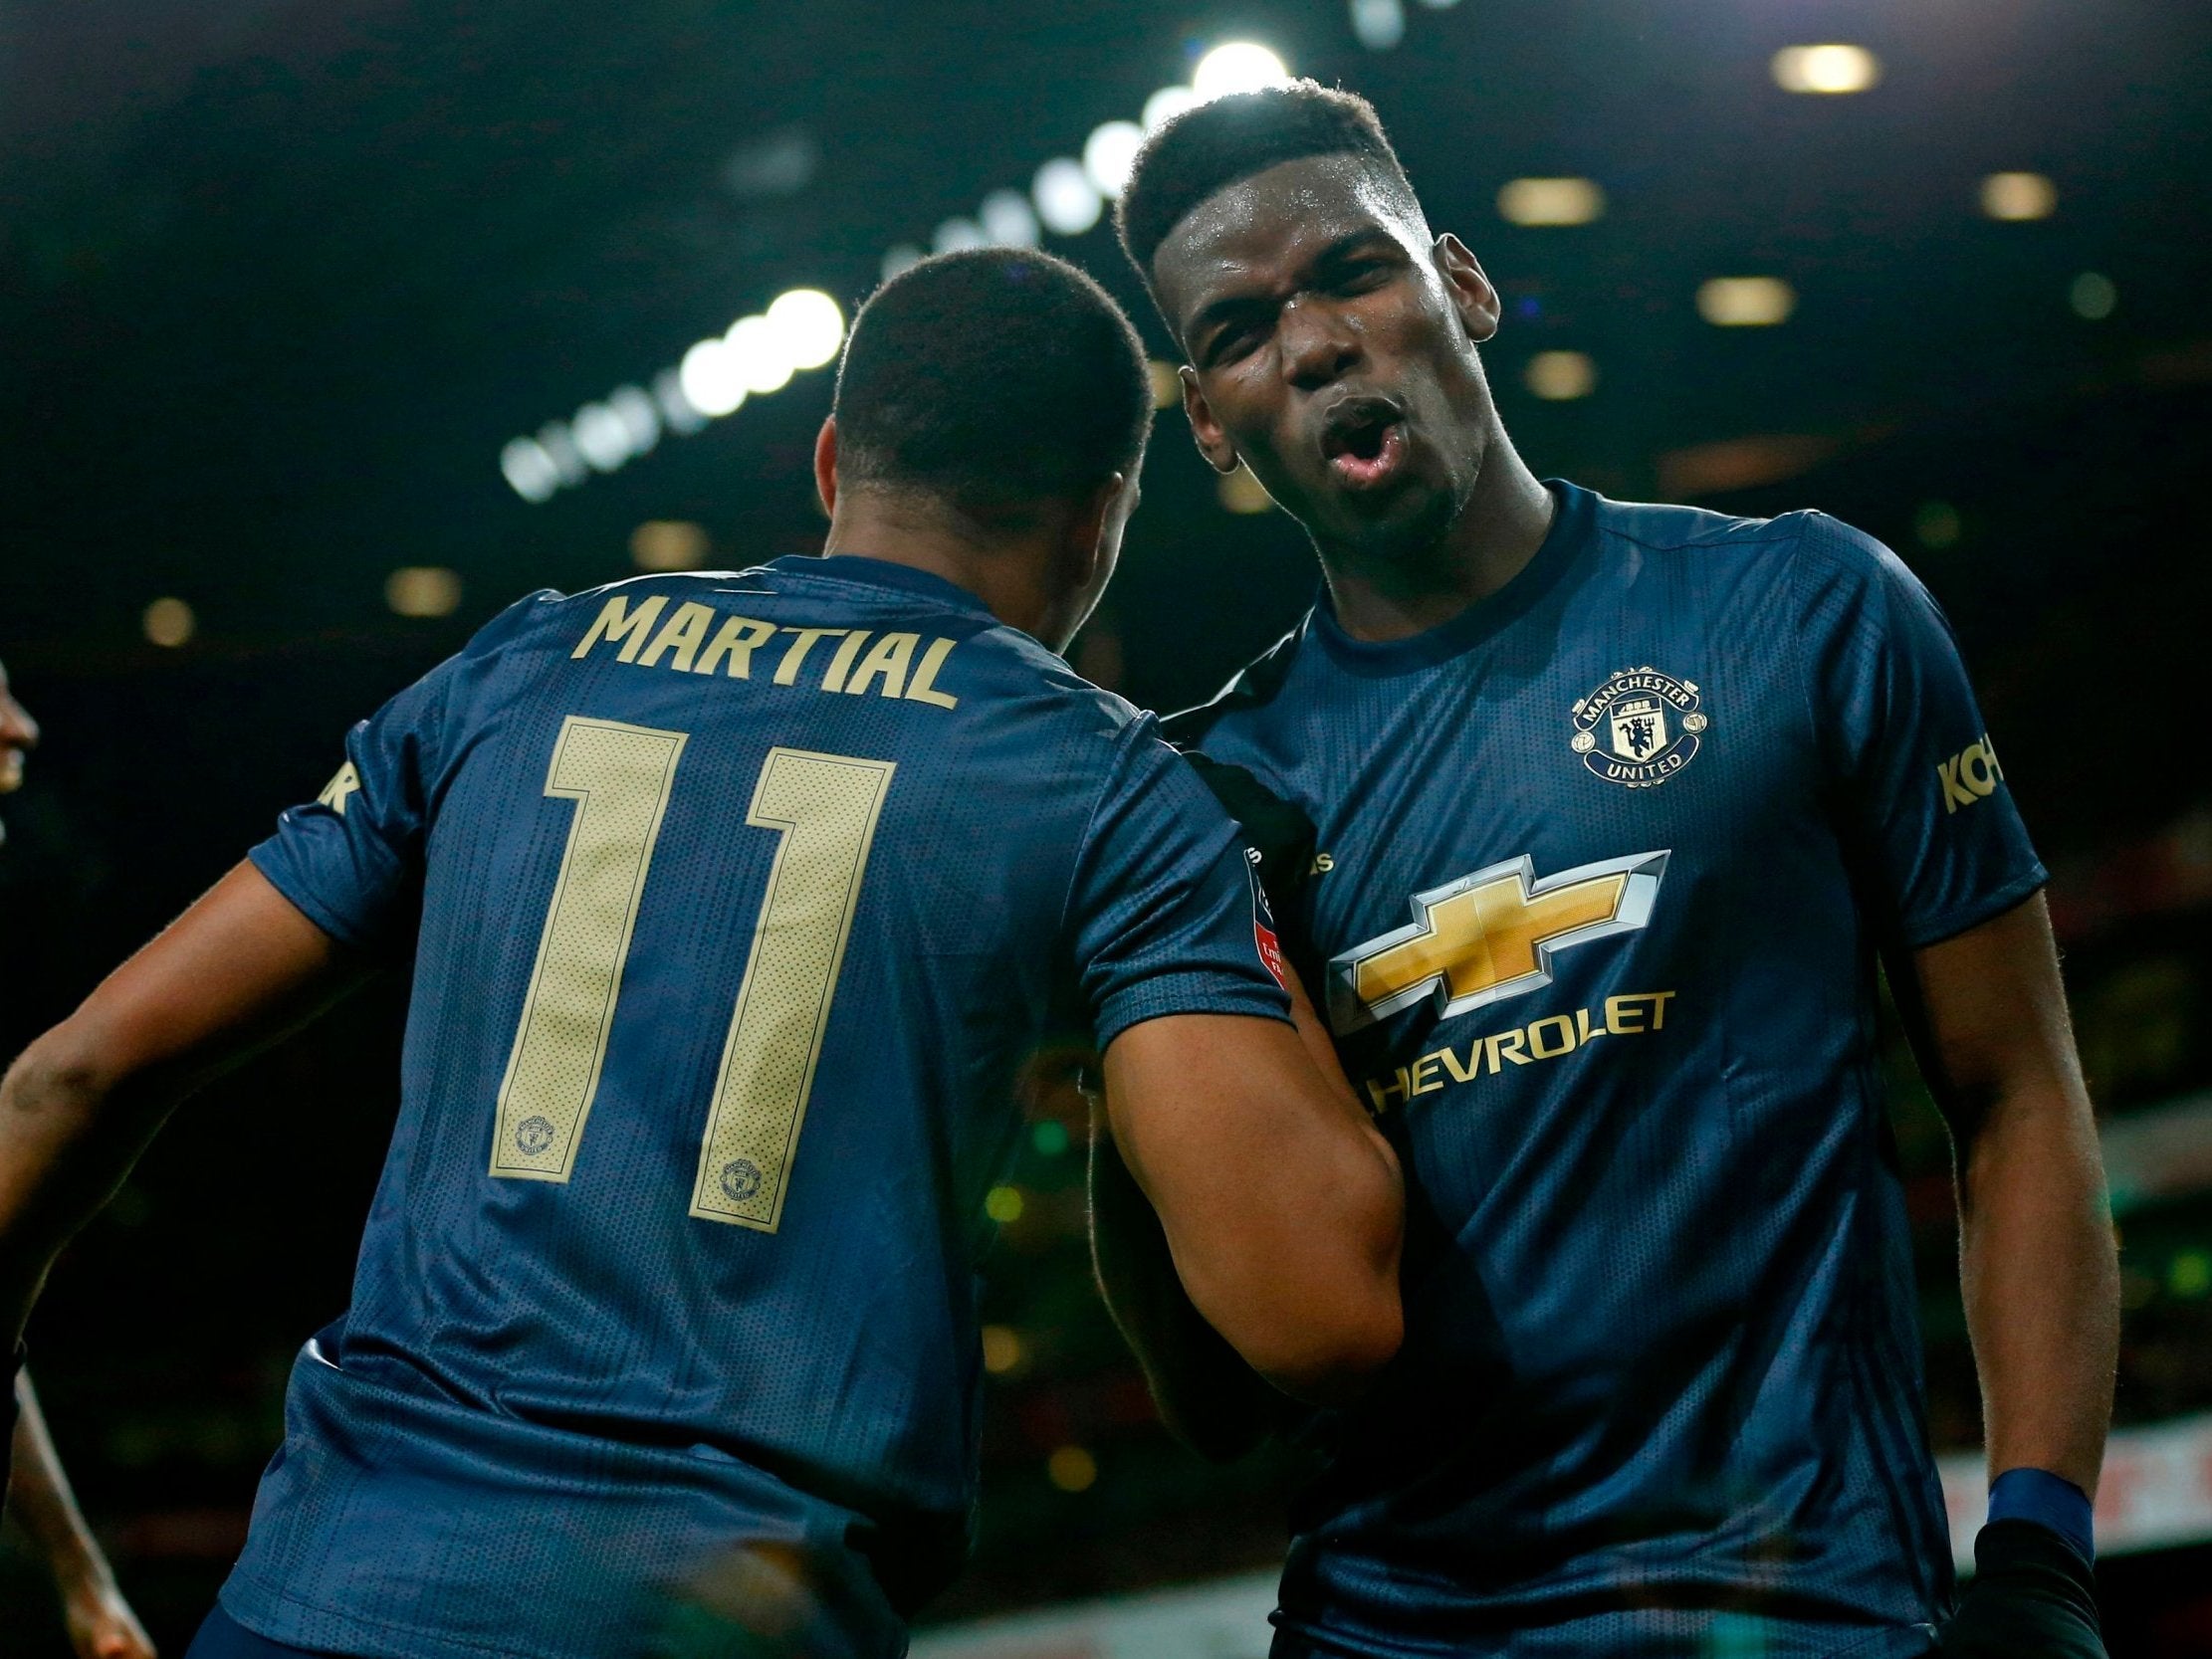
[{"x1": 1153, "y1": 154, "x2": 1428, "y2": 331}]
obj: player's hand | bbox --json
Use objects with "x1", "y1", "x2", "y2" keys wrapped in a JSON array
[
  {"x1": 1935, "y1": 1521, "x2": 2105, "y2": 1657},
  {"x1": 62, "y1": 1570, "x2": 158, "y2": 1659},
  {"x1": 1179, "y1": 751, "x2": 1314, "y2": 907}
]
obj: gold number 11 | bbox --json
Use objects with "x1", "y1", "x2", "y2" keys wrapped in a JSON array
[{"x1": 491, "y1": 716, "x2": 894, "y2": 1232}]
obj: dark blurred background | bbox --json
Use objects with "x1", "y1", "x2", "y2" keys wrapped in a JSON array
[{"x1": 4, "y1": 1, "x2": 2211, "y2": 1654}]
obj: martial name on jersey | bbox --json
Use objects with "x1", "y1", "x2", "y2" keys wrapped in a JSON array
[{"x1": 572, "y1": 589, "x2": 965, "y2": 707}]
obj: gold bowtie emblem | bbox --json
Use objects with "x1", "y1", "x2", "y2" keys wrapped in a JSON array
[{"x1": 1328, "y1": 850, "x2": 1669, "y2": 1033}]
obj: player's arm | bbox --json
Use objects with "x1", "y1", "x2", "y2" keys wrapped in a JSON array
[
  {"x1": 1099, "y1": 992, "x2": 1401, "y2": 1409},
  {"x1": 10, "y1": 1370, "x2": 158, "y2": 1659},
  {"x1": 1089, "y1": 950, "x2": 1360, "y2": 1457},
  {"x1": 1903, "y1": 894, "x2": 2114, "y2": 1499},
  {"x1": 1899, "y1": 897, "x2": 2114, "y2": 1657},
  {"x1": 0, "y1": 862, "x2": 355, "y2": 1352}
]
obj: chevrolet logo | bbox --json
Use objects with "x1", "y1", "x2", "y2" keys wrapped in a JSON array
[{"x1": 1328, "y1": 850, "x2": 1669, "y2": 1033}]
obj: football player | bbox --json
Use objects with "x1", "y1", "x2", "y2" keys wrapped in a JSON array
[
  {"x1": 1106, "y1": 84, "x2": 2113, "y2": 1659},
  {"x1": 1, "y1": 660, "x2": 159, "y2": 1659},
  {"x1": 0, "y1": 250, "x2": 1403, "y2": 1659}
]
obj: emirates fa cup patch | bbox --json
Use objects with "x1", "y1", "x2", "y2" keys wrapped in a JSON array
[{"x1": 1570, "y1": 667, "x2": 1708, "y2": 788}]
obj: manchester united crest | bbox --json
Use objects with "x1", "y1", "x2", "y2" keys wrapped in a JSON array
[{"x1": 1569, "y1": 667, "x2": 1708, "y2": 788}]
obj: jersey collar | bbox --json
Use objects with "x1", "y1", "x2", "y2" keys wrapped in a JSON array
[
  {"x1": 1308, "y1": 480, "x2": 1594, "y2": 676},
  {"x1": 764, "y1": 552, "x2": 995, "y2": 617}
]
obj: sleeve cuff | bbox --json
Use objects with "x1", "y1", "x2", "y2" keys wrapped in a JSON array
[
  {"x1": 1093, "y1": 974, "x2": 1295, "y2": 1053},
  {"x1": 1896, "y1": 863, "x2": 2050, "y2": 952}
]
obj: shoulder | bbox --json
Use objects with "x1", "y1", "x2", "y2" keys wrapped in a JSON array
[
  {"x1": 1589, "y1": 494, "x2": 1920, "y2": 610},
  {"x1": 1158, "y1": 618, "x2": 1314, "y2": 750}
]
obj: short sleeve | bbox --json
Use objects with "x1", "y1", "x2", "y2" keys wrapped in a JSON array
[
  {"x1": 1064, "y1": 719, "x2": 1294, "y2": 1049},
  {"x1": 1797, "y1": 515, "x2": 2048, "y2": 949},
  {"x1": 248, "y1": 656, "x2": 462, "y2": 952}
]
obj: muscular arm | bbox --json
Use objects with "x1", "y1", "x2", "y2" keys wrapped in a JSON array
[
  {"x1": 1092, "y1": 966, "x2": 1400, "y2": 1446},
  {"x1": 0, "y1": 861, "x2": 355, "y2": 1350},
  {"x1": 1898, "y1": 892, "x2": 2116, "y2": 1492}
]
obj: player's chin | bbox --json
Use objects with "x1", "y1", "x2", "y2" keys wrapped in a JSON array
[{"x1": 1328, "y1": 480, "x2": 1461, "y2": 562}]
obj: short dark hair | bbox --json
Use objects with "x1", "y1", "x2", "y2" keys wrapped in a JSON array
[
  {"x1": 833, "y1": 248, "x2": 1152, "y2": 517},
  {"x1": 1117, "y1": 81, "x2": 1417, "y2": 279}
]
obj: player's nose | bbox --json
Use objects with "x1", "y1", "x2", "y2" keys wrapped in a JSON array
[
  {"x1": 0, "y1": 693, "x2": 39, "y2": 750},
  {"x1": 1279, "y1": 296, "x2": 1362, "y2": 392}
]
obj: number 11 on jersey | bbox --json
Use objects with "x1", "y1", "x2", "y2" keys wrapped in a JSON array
[{"x1": 492, "y1": 716, "x2": 894, "y2": 1233}]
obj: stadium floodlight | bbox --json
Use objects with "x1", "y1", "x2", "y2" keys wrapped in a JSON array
[
  {"x1": 570, "y1": 401, "x2": 634, "y2": 473},
  {"x1": 2069, "y1": 272, "x2": 2116, "y2": 320},
  {"x1": 933, "y1": 216, "x2": 988, "y2": 253},
  {"x1": 1143, "y1": 85, "x2": 1201, "y2": 132},
  {"x1": 385, "y1": 566, "x2": 463, "y2": 619},
  {"x1": 1524, "y1": 350, "x2": 1597, "y2": 401},
  {"x1": 1771, "y1": 44, "x2": 1880, "y2": 95},
  {"x1": 606, "y1": 385, "x2": 660, "y2": 455},
  {"x1": 766, "y1": 289, "x2": 846, "y2": 370},
  {"x1": 1980, "y1": 172, "x2": 2057, "y2": 222},
  {"x1": 500, "y1": 437, "x2": 562, "y2": 503},
  {"x1": 1349, "y1": 0, "x2": 1407, "y2": 52},
  {"x1": 1032, "y1": 158, "x2": 1103, "y2": 236},
  {"x1": 1083, "y1": 119, "x2": 1144, "y2": 199},
  {"x1": 1192, "y1": 42, "x2": 1291, "y2": 100},
  {"x1": 980, "y1": 188, "x2": 1042, "y2": 248},
  {"x1": 725, "y1": 314, "x2": 796, "y2": 394},
  {"x1": 678, "y1": 337, "x2": 748, "y2": 417},
  {"x1": 1497, "y1": 177, "x2": 1606, "y2": 227},
  {"x1": 142, "y1": 596, "x2": 195, "y2": 648},
  {"x1": 1696, "y1": 277, "x2": 1797, "y2": 326}
]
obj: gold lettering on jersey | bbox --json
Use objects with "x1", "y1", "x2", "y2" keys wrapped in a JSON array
[
  {"x1": 571, "y1": 597, "x2": 964, "y2": 707},
  {"x1": 1937, "y1": 732, "x2": 2004, "y2": 814},
  {"x1": 905, "y1": 636, "x2": 961, "y2": 709},
  {"x1": 571, "y1": 593, "x2": 669, "y2": 662},
  {"x1": 1329, "y1": 850, "x2": 1669, "y2": 1034},
  {"x1": 317, "y1": 760, "x2": 361, "y2": 817},
  {"x1": 635, "y1": 601, "x2": 718, "y2": 672},
  {"x1": 696, "y1": 615, "x2": 777, "y2": 677},
  {"x1": 1364, "y1": 990, "x2": 1678, "y2": 1114}
]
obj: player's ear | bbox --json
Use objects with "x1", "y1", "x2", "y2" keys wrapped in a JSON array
[
  {"x1": 813, "y1": 416, "x2": 839, "y2": 518},
  {"x1": 1180, "y1": 366, "x2": 1240, "y2": 476},
  {"x1": 1434, "y1": 235, "x2": 1500, "y2": 345},
  {"x1": 1066, "y1": 470, "x2": 1129, "y2": 583}
]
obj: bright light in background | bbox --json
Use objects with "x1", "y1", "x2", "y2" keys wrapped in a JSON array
[
  {"x1": 1083, "y1": 119, "x2": 1143, "y2": 199},
  {"x1": 726, "y1": 314, "x2": 795, "y2": 394},
  {"x1": 2070, "y1": 272, "x2": 2117, "y2": 320},
  {"x1": 986, "y1": 1185, "x2": 1025, "y2": 1224},
  {"x1": 1981, "y1": 171, "x2": 2057, "y2": 222},
  {"x1": 1349, "y1": 0, "x2": 1407, "y2": 52},
  {"x1": 980, "y1": 188, "x2": 1041, "y2": 248},
  {"x1": 143, "y1": 597, "x2": 194, "y2": 648},
  {"x1": 1914, "y1": 502, "x2": 1963, "y2": 549},
  {"x1": 386, "y1": 566, "x2": 463, "y2": 618},
  {"x1": 1032, "y1": 158, "x2": 1103, "y2": 235},
  {"x1": 1192, "y1": 42, "x2": 1291, "y2": 101},
  {"x1": 1046, "y1": 1445, "x2": 1097, "y2": 1493},
  {"x1": 766, "y1": 288, "x2": 845, "y2": 369},
  {"x1": 981, "y1": 1326, "x2": 1024, "y2": 1375},
  {"x1": 1142, "y1": 85, "x2": 1200, "y2": 132},
  {"x1": 1497, "y1": 177, "x2": 1606, "y2": 227},
  {"x1": 500, "y1": 437, "x2": 561, "y2": 504},
  {"x1": 1525, "y1": 350, "x2": 1597, "y2": 401},
  {"x1": 504, "y1": 35, "x2": 1311, "y2": 503},
  {"x1": 630, "y1": 520, "x2": 712, "y2": 571},
  {"x1": 1697, "y1": 277, "x2": 1797, "y2": 326},
  {"x1": 1771, "y1": 44, "x2": 1880, "y2": 95},
  {"x1": 570, "y1": 401, "x2": 634, "y2": 473},
  {"x1": 1146, "y1": 359, "x2": 1182, "y2": 410},
  {"x1": 678, "y1": 337, "x2": 747, "y2": 418}
]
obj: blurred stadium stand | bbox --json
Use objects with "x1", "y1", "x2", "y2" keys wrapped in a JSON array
[{"x1": 4, "y1": 0, "x2": 2211, "y2": 1652}]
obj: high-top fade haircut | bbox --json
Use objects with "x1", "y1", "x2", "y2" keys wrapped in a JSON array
[
  {"x1": 1117, "y1": 81, "x2": 1418, "y2": 283},
  {"x1": 833, "y1": 247, "x2": 1152, "y2": 519}
]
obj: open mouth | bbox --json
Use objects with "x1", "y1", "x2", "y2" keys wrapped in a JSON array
[{"x1": 1319, "y1": 395, "x2": 1410, "y2": 490}]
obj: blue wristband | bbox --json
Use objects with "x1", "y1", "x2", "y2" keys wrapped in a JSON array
[{"x1": 1986, "y1": 1467, "x2": 2095, "y2": 1561}]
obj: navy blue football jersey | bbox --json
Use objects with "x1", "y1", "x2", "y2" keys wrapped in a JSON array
[
  {"x1": 1168, "y1": 484, "x2": 2045, "y2": 1659},
  {"x1": 225, "y1": 554, "x2": 1290, "y2": 1659}
]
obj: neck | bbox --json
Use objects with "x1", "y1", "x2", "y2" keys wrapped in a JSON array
[
  {"x1": 1319, "y1": 427, "x2": 1555, "y2": 643},
  {"x1": 822, "y1": 488, "x2": 1059, "y2": 643}
]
